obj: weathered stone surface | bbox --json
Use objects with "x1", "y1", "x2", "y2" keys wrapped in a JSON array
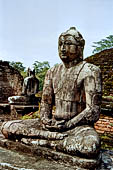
[
  {"x1": 100, "y1": 150, "x2": 113, "y2": 170},
  {"x1": 0, "y1": 114, "x2": 113, "y2": 169},
  {"x1": 40, "y1": 61, "x2": 101, "y2": 124},
  {"x1": 0, "y1": 134, "x2": 101, "y2": 170},
  {"x1": 0, "y1": 147, "x2": 76, "y2": 170},
  {"x1": 0, "y1": 60, "x2": 23, "y2": 103},
  {"x1": 1, "y1": 27, "x2": 102, "y2": 169},
  {"x1": 0, "y1": 135, "x2": 112, "y2": 170},
  {"x1": 0, "y1": 113, "x2": 112, "y2": 170}
]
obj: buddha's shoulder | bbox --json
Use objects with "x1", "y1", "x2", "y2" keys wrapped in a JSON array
[
  {"x1": 47, "y1": 63, "x2": 63, "y2": 73},
  {"x1": 81, "y1": 61, "x2": 101, "y2": 73}
]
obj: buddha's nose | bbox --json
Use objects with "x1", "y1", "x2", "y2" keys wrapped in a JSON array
[{"x1": 61, "y1": 44, "x2": 66, "y2": 52}]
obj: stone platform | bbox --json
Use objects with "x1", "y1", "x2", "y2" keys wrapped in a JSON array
[
  {"x1": 0, "y1": 103, "x2": 39, "y2": 116},
  {"x1": 10, "y1": 104, "x2": 39, "y2": 115}
]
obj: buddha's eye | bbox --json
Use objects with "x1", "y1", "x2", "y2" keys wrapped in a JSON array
[{"x1": 65, "y1": 41, "x2": 72, "y2": 45}]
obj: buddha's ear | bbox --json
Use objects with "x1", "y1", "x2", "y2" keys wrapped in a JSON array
[{"x1": 77, "y1": 46, "x2": 83, "y2": 61}]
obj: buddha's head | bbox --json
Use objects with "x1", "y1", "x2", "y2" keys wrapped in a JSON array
[{"x1": 58, "y1": 27, "x2": 85, "y2": 63}]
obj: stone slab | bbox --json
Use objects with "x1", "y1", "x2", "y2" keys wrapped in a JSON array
[
  {"x1": 13, "y1": 105, "x2": 39, "y2": 108},
  {"x1": 0, "y1": 136, "x2": 98, "y2": 170},
  {"x1": 10, "y1": 104, "x2": 39, "y2": 115},
  {"x1": 0, "y1": 134, "x2": 113, "y2": 169}
]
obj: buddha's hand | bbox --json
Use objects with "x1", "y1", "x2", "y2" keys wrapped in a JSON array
[
  {"x1": 41, "y1": 118, "x2": 52, "y2": 130},
  {"x1": 65, "y1": 119, "x2": 77, "y2": 129},
  {"x1": 45, "y1": 119, "x2": 66, "y2": 131}
]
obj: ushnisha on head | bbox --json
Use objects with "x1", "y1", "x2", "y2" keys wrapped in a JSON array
[
  {"x1": 58, "y1": 27, "x2": 85, "y2": 63},
  {"x1": 27, "y1": 68, "x2": 35, "y2": 77}
]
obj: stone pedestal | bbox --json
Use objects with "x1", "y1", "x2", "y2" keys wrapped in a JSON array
[
  {"x1": 10, "y1": 104, "x2": 39, "y2": 116},
  {"x1": 8, "y1": 95, "x2": 39, "y2": 116},
  {"x1": 8, "y1": 95, "x2": 39, "y2": 105}
]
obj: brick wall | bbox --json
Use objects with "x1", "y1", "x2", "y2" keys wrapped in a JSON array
[
  {"x1": 0, "y1": 60, "x2": 23, "y2": 103},
  {"x1": 95, "y1": 116, "x2": 113, "y2": 136},
  {"x1": 85, "y1": 48, "x2": 113, "y2": 96}
]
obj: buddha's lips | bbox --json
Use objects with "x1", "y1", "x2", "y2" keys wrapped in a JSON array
[{"x1": 60, "y1": 54, "x2": 67, "y2": 58}]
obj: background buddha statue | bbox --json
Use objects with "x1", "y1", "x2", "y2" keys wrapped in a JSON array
[{"x1": 8, "y1": 68, "x2": 39, "y2": 105}]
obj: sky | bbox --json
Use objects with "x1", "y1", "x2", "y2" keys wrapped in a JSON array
[{"x1": 0, "y1": 0, "x2": 113, "y2": 68}]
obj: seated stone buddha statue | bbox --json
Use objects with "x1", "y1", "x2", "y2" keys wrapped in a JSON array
[
  {"x1": 8, "y1": 68, "x2": 39, "y2": 105},
  {"x1": 1, "y1": 27, "x2": 102, "y2": 169}
]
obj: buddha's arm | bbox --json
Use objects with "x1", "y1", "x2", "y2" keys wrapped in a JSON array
[
  {"x1": 34, "y1": 79, "x2": 39, "y2": 94},
  {"x1": 39, "y1": 70, "x2": 67, "y2": 138},
  {"x1": 40, "y1": 69, "x2": 53, "y2": 124},
  {"x1": 21, "y1": 80, "x2": 26, "y2": 95},
  {"x1": 65, "y1": 68, "x2": 102, "y2": 129}
]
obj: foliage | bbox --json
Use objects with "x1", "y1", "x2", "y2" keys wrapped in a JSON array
[
  {"x1": 20, "y1": 70, "x2": 27, "y2": 78},
  {"x1": 101, "y1": 134, "x2": 113, "y2": 150},
  {"x1": 33, "y1": 61, "x2": 50, "y2": 91},
  {"x1": 21, "y1": 103, "x2": 41, "y2": 120},
  {"x1": 9, "y1": 61, "x2": 26, "y2": 72},
  {"x1": 21, "y1": 111, "x2": 40, "y2": 120},
  {"x1": 92, "y1": 35, "x2": 113, "y2": 54},
  {"x1": 9, "y1": 61, "x2": 27, "y2": 78},
  {"x1": 102, "y1": 95, "x2": 113, "y2": 102},
  {"x1": 110, "y1": 123, "x2": 113, "y2": 127}
]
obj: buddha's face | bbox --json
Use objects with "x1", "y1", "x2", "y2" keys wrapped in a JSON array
[{"x1": 58, "y1": 35, "x2": 78, "y2": 62}]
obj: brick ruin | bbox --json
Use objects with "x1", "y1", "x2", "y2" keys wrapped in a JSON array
[
  {"x1": 85, "y1": 48, "x2": 113, "y2": 96},
  {"x1": 0, "y1": 60, "x2": 23, "y2": 103},
  {"x1": 85, "y1": 49, "x2": 113, "y2": 149}
]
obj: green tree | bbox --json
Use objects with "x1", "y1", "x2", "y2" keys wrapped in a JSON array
[
  {"x1": 92, "y1": 35, "x2": 113, "y2": 54},
  {"x1": 9, "y1": 61, "x2": 25, "y2": 72},
  {"x1": 9, "y1": 61, "x2": 27, "y2": 78},
  {"x1": 33, "y1": 61, "x2": 50, "y2": 91}
]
